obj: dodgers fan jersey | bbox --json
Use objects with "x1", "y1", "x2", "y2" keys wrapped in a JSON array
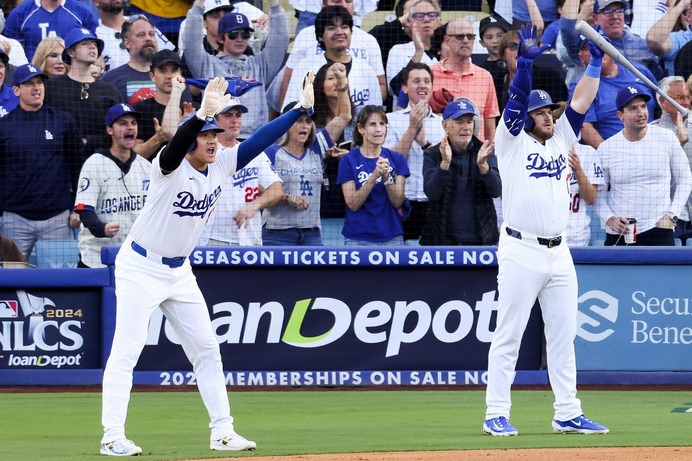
[
  {"x1": 74, "y1": 151, "x2": 151, "y2": 268},
  {"x1": 566, "y1": 143, "x2": 605, "y2": 247},
  {"x1": 495, "y1": 110, "x2": 578, "y2": 237},
  {"x1": 201, "y1": 151, "x2": 282, "y2": 245},
  {"x1": 128, "y1": 145, "x2": 239, "y2": 258}
]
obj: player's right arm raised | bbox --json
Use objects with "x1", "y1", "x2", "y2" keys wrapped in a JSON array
[{"x1": 569, "y1": 27, "x2": 605, "y2": 115}]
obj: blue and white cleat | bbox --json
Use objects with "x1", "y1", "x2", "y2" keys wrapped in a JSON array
[
  {"x1": 483, "y1": 416, "x2": 519, "y2": 436},
  {"x1": 552, "y1": 414, "x2": 609, "y2": 434}
]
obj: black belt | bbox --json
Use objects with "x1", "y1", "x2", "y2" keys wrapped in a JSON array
[
  {"x1": 505, "y1": 227, "x2": 562, "y2": 248},
  {"x1": 131, "y1": 241, "x2": 187, "y2": 268}
]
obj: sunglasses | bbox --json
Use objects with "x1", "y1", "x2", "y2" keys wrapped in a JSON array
[
  {"x1": 411, "y1": 12, "x2": 441, "y2": 21},
  {"x1": 506, "y1": 42, "x2": 519, "y2": 51},
  {"x1": 80, "y1": 82, "x2": 89, "y2": 100},
  {"x1": 448, "y1": 33, "x2": 476, "y2": 41},
  {"x1": 227, "y1": 30, "x2": 252, "y2": 40}
]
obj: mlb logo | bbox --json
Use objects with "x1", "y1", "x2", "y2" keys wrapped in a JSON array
[{"x1": 0, "y1": 300, "x2": 19, "y2": 318}]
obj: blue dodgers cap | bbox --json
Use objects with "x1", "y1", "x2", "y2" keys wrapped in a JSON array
[
  {"x1": 12, "y1": 63, "x2": 47, "y2": 86},
  {"x1": 527, "y1": 89, "x2": 561, "y2": 113},
  {"x1": 105, "y1": 103, "x2": 141, "y2": 126},
  {"x1": 615, "y1": 83, "x2": 651, "y2": 111},
  {"x1": 62, "y1": 27, "x2": 105, "y2": 65},
  {"x1": 178, "y1": 113, "x2": 225, "y2": 133},
  {"x1": 218, "y1": 12, "x2": 253, "y2": 34},
  {"x1": 442, "y1": 98, "x2": 477, "y2": 120}
]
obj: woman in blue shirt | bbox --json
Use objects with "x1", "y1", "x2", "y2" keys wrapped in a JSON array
[{"x1": 337, "y1": 105, "x2": 410, "y2": 245}]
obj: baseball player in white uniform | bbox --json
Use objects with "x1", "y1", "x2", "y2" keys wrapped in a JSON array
[
  {"x1": 483, "y1": 24, "x2": 609, "y2": 436},
  {"x1": 74, "y1": 104, "x2": 151, "y2": 268},
  {"x1": 566, "y1": 142, "x2": 605, "y2": 247},
  {"x1": 200, "y1": 98, "x2": 283, "y2": 246},
  {"x1": 100, "y1": 75, "x2": 314, "y2": 456}
]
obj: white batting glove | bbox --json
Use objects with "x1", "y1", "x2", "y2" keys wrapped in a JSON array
[
  {"x1": 197, "y1": 77, "x2": 232, "y2": 121},
  {"x1": 298, "y1": 71, "x2": 315, "y2": 116}
]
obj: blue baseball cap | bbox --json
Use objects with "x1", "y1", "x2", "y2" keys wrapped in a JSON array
[
  {"x1": 105, "y1": 103, "x2": 141, "y2": 126},
  {"x1": 443, "y1": 98, "x2": 477, "y2": 120},
  {"x1": 615, "y1": 83, "x2": 651, "y2": 111},
  {"x1": 527, "y1": 89, "x2": 561, "y2": 113},
  {"x1": 12, "y1": 63, "x2": 47, "y2": 86},
  {"x1": 62, "y1": 28, "x2": 105, "y2": 65},
  {"x1": 218, "y1": 12, "x2": 253, "y2": 34},
  {"x1": 178, "y1": 113, "x2": 225, "y2": 133}
]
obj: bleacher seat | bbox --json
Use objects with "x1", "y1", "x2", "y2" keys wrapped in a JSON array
[{"x1": 34, "y1": 240, "x2": 79, "y2": 268}]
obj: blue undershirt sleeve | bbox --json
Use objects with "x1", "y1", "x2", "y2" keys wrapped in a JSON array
[{"x1": 237, "y1": 108, "x2": 304, "y2": 170}]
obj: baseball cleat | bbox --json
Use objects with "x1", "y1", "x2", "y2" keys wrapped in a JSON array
[
  {"x1": 99, "y1": 438, "x2": 142, "y2": 456},
  {"x1": 552, "y1": 414, "x2": 609, "y2": 434},
  {"x1": 483, "y1": 416, "x2": 519, "y2": 436},
  {"x1": 210, "y1": 431, "x2": 257, "y2": 451}
]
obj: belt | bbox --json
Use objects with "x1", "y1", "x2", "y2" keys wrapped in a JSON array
[
  {"x1": 131, "y1": 241, "x2": 187, "y2": 268},
  {"x1": 505, "y1": 226, "x2": 562, "y2": 248}
]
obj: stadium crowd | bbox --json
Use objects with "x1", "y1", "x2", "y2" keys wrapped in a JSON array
[{"x1": 1, "y1": 0, "x2": 692, "y2": 267}]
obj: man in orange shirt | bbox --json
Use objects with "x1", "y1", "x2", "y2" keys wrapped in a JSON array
[{"x1": 430, "y1": 18, "x2": 499, "y2": 141}]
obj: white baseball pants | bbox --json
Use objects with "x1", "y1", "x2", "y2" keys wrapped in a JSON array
[
  {"x1": 101, "y1": 244, "x2": 234, "y2": 443},
  {"x1": 485, "y1": 228, "x2": 583, "y2": 422}
]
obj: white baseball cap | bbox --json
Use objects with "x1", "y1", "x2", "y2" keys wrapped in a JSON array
[{"x1": 203, "y1": 0, "x2": 233, "y2": 15}]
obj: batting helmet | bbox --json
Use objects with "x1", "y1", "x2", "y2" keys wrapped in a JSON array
[{"x1": 527, "y1": 90, "x2": 561, "y2": 113}]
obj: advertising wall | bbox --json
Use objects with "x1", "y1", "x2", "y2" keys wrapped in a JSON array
[{"x1": 1, "y1": 247, "x2": 690, "y2": 386}]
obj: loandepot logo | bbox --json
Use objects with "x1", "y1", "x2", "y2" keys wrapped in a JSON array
[
  {"x1": 146, "y1": 293, "x2": 500, "y2": 357},
  {"x1": 577, "y1": 290, "x2": 619, "y2": 342}
]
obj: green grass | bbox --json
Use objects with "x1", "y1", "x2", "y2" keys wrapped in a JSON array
[{"x1": 0, "y1": 389, "x2": 690, "y2": 460}]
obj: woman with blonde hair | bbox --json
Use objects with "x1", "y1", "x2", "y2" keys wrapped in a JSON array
[{"x1": 31, "y1": 37, "x2": 66, "y2": 78}]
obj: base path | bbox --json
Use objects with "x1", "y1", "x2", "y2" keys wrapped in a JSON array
[{"x1": 191, "y1": 447, "x2": 692, "y2": 461}]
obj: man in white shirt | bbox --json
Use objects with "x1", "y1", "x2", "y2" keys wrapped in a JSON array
[
  {"x1": 384, "y1": 62, "x2": 444, "y2": 241},
  {"x1": 595, "y1": 83, "x2": 692, "y2": 246}
]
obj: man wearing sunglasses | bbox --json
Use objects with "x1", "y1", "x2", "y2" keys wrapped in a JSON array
[
  {"x1": 431, "y1": 18, "x2": 499, "y2": 142},
  {"x1": 94, "y1": 0, "x2": 174, "y2": 73},
  {"x1": 182, "y1": 0, "x2": 289, "y2": 140}
]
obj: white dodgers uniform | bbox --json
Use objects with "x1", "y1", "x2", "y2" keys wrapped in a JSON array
[
  {"x1": 101, "y1": 128, "x2": 239, "y2": 444},
  {"x1": 487, "y1": 107, "x2": 585, "y2": 422},
  {"x1": 74, "y1": 150, "x2": 151, "y2": 268},
  {"x1": 200, "y1": 152, "x2": 282, "y2": 246},
  {"x1": 566, "y1": 143, "x2": 605, "y2": 247}
]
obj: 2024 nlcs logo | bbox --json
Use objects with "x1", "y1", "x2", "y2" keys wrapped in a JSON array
[{"x1": 577, "y1": 290, "x2": 619, "y2": 342}]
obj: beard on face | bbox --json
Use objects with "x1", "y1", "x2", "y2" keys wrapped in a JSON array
[
  {"x1": 99, "y1": 3, "x2": 124, "y2": 14},
  {"x1": 137, "y1": 46, "x2": 157, "y2": 62}
]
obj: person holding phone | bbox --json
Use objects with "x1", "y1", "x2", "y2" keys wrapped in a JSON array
[
  {"x1": 312, "y1": 61, "x2": 353, "y2": 221},
  {"x1": 337, "y1": 105, "x2": 410, "y2": 245}
]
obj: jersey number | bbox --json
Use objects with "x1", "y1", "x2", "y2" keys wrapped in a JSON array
[
  {"x1": 244, "y1": 187, "x2": 259, "y2": 203},
  {"x1": 570, "y1": 193, "x2": 580, "y2": 213}
]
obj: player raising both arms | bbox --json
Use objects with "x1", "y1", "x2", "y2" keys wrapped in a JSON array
[
  {"x1": 100, "y1": 75, "x2": 314, "y2": 456},
  {"x1": 483, "y1": 24, "x2": 609, "y2": 436}
]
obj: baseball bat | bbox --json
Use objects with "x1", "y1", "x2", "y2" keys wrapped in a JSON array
[{"x1": 575, "y1": 20, "x2": 689, "y2": 117}]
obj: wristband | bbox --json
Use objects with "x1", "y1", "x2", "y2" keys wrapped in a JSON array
[
  {"x1": 585, "y1": 60, "x2": 602, "y2": 78},
  {"x1": 336, "y1": 85, "x2": 349, "y2": 92},
  {"x1": 421, "y1": 141, "x2": 432, "y2": 150}
]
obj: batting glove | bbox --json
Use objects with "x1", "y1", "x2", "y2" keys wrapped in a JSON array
[
  {"x1": 517, "y1": 23, "x2": 550, "y2": 61},
  {"x1": 298, "y1": 71, "x2": 315, "y2": 116},
  {"x1": 197, "y1": 77, "x2": 232, "y2": 121},
  {"x1": 586, "y1": 25, "x2": 609, "y2": 60}
]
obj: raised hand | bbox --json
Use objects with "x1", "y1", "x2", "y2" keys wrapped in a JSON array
[
  {"x1": 299, "y1": 71, "x2": 315, "y2": 115},
  {"x1": 199, "y1": 77, "x2": 231, "y2": 118},
  {"x1": 517, "y1": 23, "x2": 550, "y2": 61}
]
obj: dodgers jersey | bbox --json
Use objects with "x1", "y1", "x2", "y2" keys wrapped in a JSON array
[
  {"x1": 74, "y1": 150, "x2": 151, "y2": 268},
  {"x1": 566, "y1": 143, "x2": 605, "y2": 247},
  {"x1": 201, "y1": 151, "x2": 282, "y2": 245},
  {"x1": 128, "y1": 145, "x2": 239, "y2": 258},
  {"x1": 495, "y1": 110, "x2": 578, "y2": 237}
]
